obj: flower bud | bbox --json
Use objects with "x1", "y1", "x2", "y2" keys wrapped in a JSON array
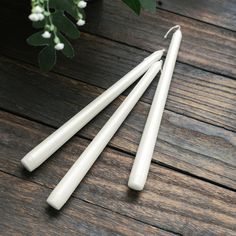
[
  {"x1": 78, "y1": 1, "x2": 87, "y2": 8},
  {"x1": 28, "y1": 13, "x2": 39, "y2": 22},
  {"x1": 37, "y1": 13, "x2": 45, "y2": 21},
  {"x1": 42, "y1": 31, "x2": 51, "y2": 39},
  {"x1": 55, "y1": 43, "x2": 65, "y2": 50},
  {"x1": 77, "y1": 19, "x2": 85, "y2": 26}
]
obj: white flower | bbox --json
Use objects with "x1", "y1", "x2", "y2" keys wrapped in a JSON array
[
  {"x1": 78, "y1": 1, "x2": 87, "y2": 8},
  {"x1": 33, "y1": 6, "x2": 44, "y2": 13},
  {"x1": 54, "y1": 43, "x2": 65, "y2": 50},
  {"x1": 42, "y1": 31, "x2": 51, "y2": 39},
  {"x1": 28, "y1": 13, "x2": 39, "y2": 22},
  {"x1": 77, "y1": 19, "x2": 85, "y2": 26},
  {"x1": 29, "y1": 12, "x2": 44, "y2": 22},
  {"x1": 37, "y1": 13, "x2": 45, "y2": 21}
]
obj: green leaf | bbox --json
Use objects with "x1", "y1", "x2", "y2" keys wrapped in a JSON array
[
  {"x1": 52, "y1": 11, "x2": 80, "y2": 39},
  {"x1": 50, "y1": 0, "x2": 78, "y2": 19},
  {"x1": 122, "y1": 0, "x2": 141, "y2": 15},
  {"x1": 27, "y1": 31, "x2": 51, "y2": 46},
  {"x1": 38, "y1": 46, "x2": 57, "y2": 71},
  {"x1": 58, "y1": 33, "x2": 75, "y2": 58},
  {"x1": 139, "y1": 0, "x2": 156, "y2": 12}
]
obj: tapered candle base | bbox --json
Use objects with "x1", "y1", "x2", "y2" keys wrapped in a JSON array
[
  {"x1": 47, "y1": 194, "x2": 63, "y2": 210},
  {"x1": 128, "y1": 180, "x2": 144, "y2": 191},
  {"x1": 21, "y1": 155, "x2": 36, "y2": 172},
  {"x1": 128, "y1": 26, "x2": 182, "y2": 192},
  {"x1": 128, "y1": 169, "x2": 147, "y2": 191}
]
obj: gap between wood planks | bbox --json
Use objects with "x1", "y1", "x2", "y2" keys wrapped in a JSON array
[
  {"x1": 83, "y1": 0, "x2": 236, "y2": 79},
  {"x1": 1, "y1": 105, "x2": 235, "y2": 193},
  {"x1": 3, "y1": 0, "x2": 236, "y2": 33},
  {"x1": 1, "y1": 1, "x2": 236, "y2": 81},
  {"x1": 1, "y1": 51, "x2": 235, "y2": 134},
  {"x1": 0, "y1": 1, "x2": 234, "y2": 233},
  {"x1": 0, "y1": 170, "x2": 178, "y2": 235},
  {"x1": 0, "y1": 55, "x2": 234, "y2": 192},
  {"x1": 80, "y1": 30, "x2": 236, "y2": 83},
  {"x1": 1, "y1": 28, "x2": 236, "y2": 131},
  {"x1": 1, "y1": 2, "x2": 236, "y2": 130},
  {"x1": 1, "y1": 110, "x2": 236, "y2": 235},
  {"x1": 155, "y1": 0, "x2": 236, "y2": 32},
  {"x1": 155, "y1": 6, "x2": 236, "y2": 34}
]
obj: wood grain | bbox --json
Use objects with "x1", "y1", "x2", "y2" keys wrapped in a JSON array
[
  {"x1": 1, "y1": 1, "x2": 236, "y2": 235},
  {"x1": 0, "y1": 172, "x2": 172, "y2": 236},
  {"x1": 1, "y1": 111, "x2": 236, "y2": 235},
  {"x1": 156, "y1": 0, "x2": 236, "y2": 31},
  {"x1": 1, "y1": 0, "x2": 236, "y2": 79},
  {"x1": 0, "y1": 58, "x2": 235, "y2": 189},
  {"x1": 84, "y1": 0, "x2": 236, "y2": 78},
  {"x1": 0, "y1": 28, "x2": 236, "y2": 132},
  {"x1": 0, "y1": 4, "x2": 236, "y2": 132}
]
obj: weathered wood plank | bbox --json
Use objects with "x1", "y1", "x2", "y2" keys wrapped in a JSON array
[
  {"x1": 0, "y1": 3, "x2": 235, "y2": 131},
  {"x1": 157, "y1": 0, "x2": 236, "y2": 31},
  {"x1": 84, "y1": 0, "x2": 236, "y2": 78},
  {"x1": 1, "y1": 111, "x2": 236, "y2": 235},
  {"x1": 1, "y1": 0, "x2": 236, "y2": 79},
  {"x1": 0, "y1": 27, "x2": 236, "y2": 132},
  {"x1": 0, "y1": 172, "x2": 172, "y2": 236},
  {"x1": 0, "y1": 58, "x2": 235, "y2": 189}
]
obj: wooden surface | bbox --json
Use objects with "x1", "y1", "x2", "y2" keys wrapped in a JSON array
[{"x1": 0, "y1": 1, "x2": 236, "y2": 235}]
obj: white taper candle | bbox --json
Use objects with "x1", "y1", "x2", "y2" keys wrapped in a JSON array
[
  {"x1": 128, "y1": 25, "x2": 182, "y2": 191},
  {"x1": 21, "y1": 50, "x2": 164, "y2": 172},
  {"x1": 47, "y1": 60, "x2": 163, "y2": 210}
]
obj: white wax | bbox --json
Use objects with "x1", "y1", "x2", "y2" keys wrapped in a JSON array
[
  {"x1": 21, "y1": 50, "x2": 164, "y2": 172},
  {"x1": 47, "y1": 60, "x2": 163, "y2": 210},
  {"x1": 128, "y1": 26, "x2": 182, "y2": 191}
]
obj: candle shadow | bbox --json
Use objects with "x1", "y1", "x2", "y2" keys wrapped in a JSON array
[
  {"x1": 125, "y1": 188, "x2": 141, "y2": 203},
  {"x1": 19, "y1": 165, "x2": 61, "y2": 218},
  {"x1": 19, "y1": 165, "x2": 41, "y2": 180},
  {"x1": 44, "y1": 205, "x2": 61, "y2": 218},
  {"x1": 19, "y1": 163, "x2": 46, "y2": 179}
]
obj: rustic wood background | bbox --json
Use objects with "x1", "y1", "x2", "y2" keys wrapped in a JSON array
[{"x1": 0, "y1": 0, "x2": 236, "y2": 235}]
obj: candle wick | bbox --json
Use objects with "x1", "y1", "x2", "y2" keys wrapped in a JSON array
[{"x1": 164, "y1": 25, "x2": 181, "y2": 39}]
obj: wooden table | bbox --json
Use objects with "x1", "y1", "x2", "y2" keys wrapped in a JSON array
[{"x1": 1, "y1": 1, "x2": 236, "y2": 235}]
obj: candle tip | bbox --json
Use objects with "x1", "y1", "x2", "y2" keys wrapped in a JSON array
[
  {"x1": 164, "y1": 25, "x2": 181, "y2": 39},
  {"x1": 152, "y1": 59, "x2": 163, "y2": 69}
]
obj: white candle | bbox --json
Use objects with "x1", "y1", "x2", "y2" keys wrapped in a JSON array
[
  {"x1": 21, "y1": 50, "x2": 164, "y2": 172},
  {"x1": 128, "y1": 25, "x2": 182, "y2": 191},
  {"x1": 47, "y1": 60, "x2": 163, "y2": 210}
]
